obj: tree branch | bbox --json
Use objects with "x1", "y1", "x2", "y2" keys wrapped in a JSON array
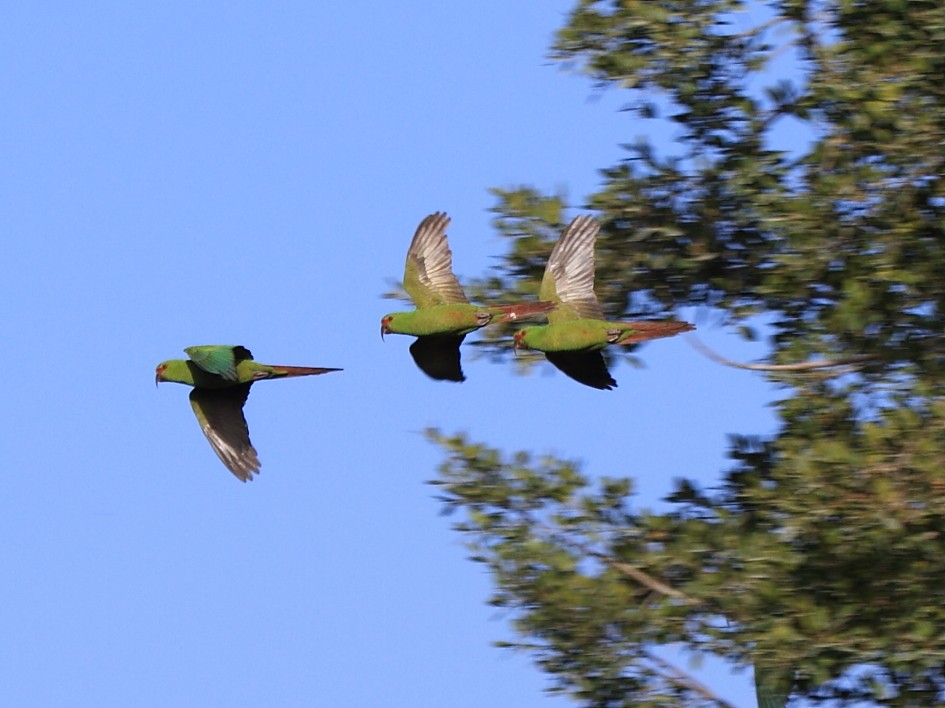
[
  {"x1": 643, "y1": 649, "x2": 738, "y2": 708},
  {"x1": 688, "y1": 335, "x2": 877, "y2": 372},
  {"x1": 533, "y1": 520, "x2": 698, "y2": 604},
  {"x1": 730, "y1": 14, "x2": 792, "y2": 40},
  {"x1": 603, "y1": 556, "x2": 696, "y2": 603}
]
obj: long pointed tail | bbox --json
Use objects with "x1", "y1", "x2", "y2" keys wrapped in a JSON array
[
  {"x1": 270, "y1": 365, "x2": 343, "y2": 378},
  {"x1": 491, "y1": 301, "x2": 556, "y2": 324},
  {"x1": 617, "y1": 321, "x2": 695, "y2": 344}
]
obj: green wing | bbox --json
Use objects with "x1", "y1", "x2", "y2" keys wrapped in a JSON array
[
  {"x1": 403, "y1": 212, "x2": 468, "y2": 308},
  {"x1": 540, "y1": 215, "x2": 604, "y2": 324},
  {"x1": 185, "y1": 345, "x2": 254, "y2": 382},
  {"x1": 188, "y1": 384, "x2": 260, "y2": 481}
]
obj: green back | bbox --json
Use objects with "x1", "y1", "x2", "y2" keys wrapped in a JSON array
[{"x1": 185, "y1": 345, "x2": 253, "y2": 382}]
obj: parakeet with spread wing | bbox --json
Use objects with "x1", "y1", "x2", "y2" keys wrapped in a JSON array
[
  {"x1": 155, "y1": 345, "x2": 341, "y2": 481},
  {"x1": 381, "y1": 212, "x2": 554, "y2": 381},
  {"x1": 513, "y1": 215, "x2": 693, "y2": 390}
]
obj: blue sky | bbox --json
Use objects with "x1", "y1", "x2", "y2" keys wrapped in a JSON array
[{"x1": 2, "y1": 3, "x2": 779, "y2": 706}]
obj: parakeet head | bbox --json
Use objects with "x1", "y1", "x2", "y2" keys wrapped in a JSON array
[
  {"x1": 380, "y1": 314, "x2": 395, "y2": 339},
  {"x1": 381, "y1": 312, "x2": 415, "y2": 338},
  {"x1": 155, "y1": 361, "x2": 171, "y2": 385},
  {"x1": 154, "y1": 359, "x2": 190, "y2": 386},
  {"x1": 512, "y1": 329, "x2": 532, "y2": 350}
]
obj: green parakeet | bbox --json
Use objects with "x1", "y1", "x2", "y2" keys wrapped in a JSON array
[
  {"x1": 381, "y1": 212, "x2": 555, "y2": 382},
  {"x1": 155, "y1": 345, "x2": 341, "y2": 481},
  {"x1": 513, "y1": 215, "x2": 694, "y2": 390}
]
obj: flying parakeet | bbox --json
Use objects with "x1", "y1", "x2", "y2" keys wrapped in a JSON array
[
  {"x1": 155, "y1": 345, "x2": 341, "y2": 481},
  {"x1": 513, "y1": 215, "x2": 694, "y2": 390},
  {"x1": 381, "y1": 212, "x2": 555, "y2": 382}
]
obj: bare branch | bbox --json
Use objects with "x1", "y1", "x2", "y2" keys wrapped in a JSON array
[
  {"x1": 730, "y1": 13, "x2": 792, "y2": 40},
  {"x1": 603, "y1": 556, "x2": 696, "y2": 603},
  {"x1": 688, "y1": 335, "x2": 877, "y2": 373},
  {"x1": 534, "y1": 521, "x2": 698, "y2": 604},
  {"x1": 644, "y1": 649, "x2": 738, "y2": 708}
]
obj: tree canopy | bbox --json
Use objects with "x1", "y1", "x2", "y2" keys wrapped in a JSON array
[{"x1": 429, "y1": 1, "x2": 945, "y2": 705}]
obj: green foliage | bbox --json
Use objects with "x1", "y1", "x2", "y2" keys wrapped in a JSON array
[
  {"x1": 431, "y1": 399, "x2": 945, "y2": 704},
  {"x1": 472, "y1": 1, "x2": 945, "y2": 375},
  {"x1": 427, "y1": 0, "x2": 945, "y2": 705}
]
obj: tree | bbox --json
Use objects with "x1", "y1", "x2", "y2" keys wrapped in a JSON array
[{"x1": 427, "y1": 1, "x2": 945, "y2": 705}]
